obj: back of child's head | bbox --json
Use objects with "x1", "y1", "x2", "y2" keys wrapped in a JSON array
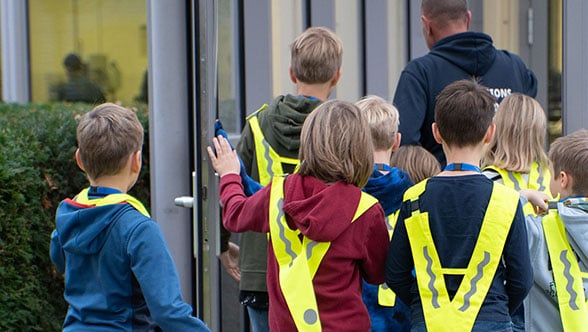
[
  {"x1": 391, "y1": 145, "x2": 440, "y2": 183},
  {"x1": 77, "y1": 103, "x2": 144, "y2": 181},
  {"x1": 435, "y1": 79, "x2": 496, "y2": 147},
  {"x1": 483, "y1": 93, "x2": 548, "y2": 172},
  {"x1": 355, "y1": 95, "x2": 399, "y2": 151},
  {"x1": 290, "y1": 26, "x2": 343, "y2": 84},
  {"x1": 298, "y1": 99, "x2": 373, "y2": 188},
  {"x1": 548, "y1": 129, "x2": 588, "y2": 196}
]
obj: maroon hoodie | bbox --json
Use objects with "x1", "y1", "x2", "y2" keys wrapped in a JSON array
[{"x1": 220, "y1": 173, "x2": 389, "y2": 331}]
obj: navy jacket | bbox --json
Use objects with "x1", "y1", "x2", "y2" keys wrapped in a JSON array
[{"x1": 393, "y1": 32, "x2": 537, "y2": 166}]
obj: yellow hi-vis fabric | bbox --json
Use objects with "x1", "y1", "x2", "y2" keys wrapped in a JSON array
[
  {"x1": 403, "y1": 179, "x2": 518, "y2": 332},
  {"x1": 248, "y1": 108, "x2": 300, "y2": 186},
  {"x1": 378, "y1": 212, "x2": 400, "y2": 306},
  {"x1": 75, "y1": 188, "x2": 150, "y2": 217},
  {"x1": 484, "y1": 162, "x2": 551, "y2": 216},
  {"x1": 269, "y1": 175, "x2": 378, "y2": 331},
  {"x1": 542, "y1": 207, "x2": 588, "y2": 332}
]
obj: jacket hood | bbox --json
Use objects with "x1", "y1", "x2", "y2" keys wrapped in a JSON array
[
  {"x1": 281, "y1": 174, "x2": 371, "y2": 242},
  {"x1": 259, "y1": 94, "x2": 322, "y2": 152},
  {"x1": 558, "y1": 197, "x2": 588, "y2": 261},
  {"x1": 55, "y1": 199, "x2": 126, "y2": 255},
  {"x1": 363, "y1": 166, "x2": 413, "y2": 216},
  {"x1": 430, "y1": 31, "x2": 496, "y2": 76}
]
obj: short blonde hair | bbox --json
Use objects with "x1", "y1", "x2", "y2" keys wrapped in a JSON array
[
  {"x1": 483, "y1": 93, "x2": 548, "y2": 172},
  {"x1": 549, "y1": 129, "x2": 588, "y2": 196},
  {"x1": 290, "y1": 26, "x2": 343, "y2": 84},
  {"x1": 76, "y1": 103, "x2": 144, "y2": 180},
  {"x1": 391, "y1": 145, "x2": 440, "y2": 183},
  {"x1": 298, "y1": 100, "x2": 373, "y2": 188},
  {"x1": 355, "y1": 95, "x2": 399, "y2": 151}
]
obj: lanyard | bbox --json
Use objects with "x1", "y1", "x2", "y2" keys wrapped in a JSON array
[
  {"x1": 444, "y1": 163, "x2": 481, "y2": 173},
  {"x1": 375, "y1": 163, "x2": 393, "y2": 172}
]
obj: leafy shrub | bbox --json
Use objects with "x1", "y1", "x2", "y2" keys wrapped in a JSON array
[{"x1": 0, "y1": 103, "x2": 150, "y2": 331}]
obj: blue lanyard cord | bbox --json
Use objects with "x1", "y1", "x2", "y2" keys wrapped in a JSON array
[{"x1": 444, "y1": 163, "x2": 481, "y2": 173}]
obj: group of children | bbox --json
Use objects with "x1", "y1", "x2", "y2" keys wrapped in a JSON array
[{"x1": 49, "y1": 25, "x2": 588, "y2": 332}]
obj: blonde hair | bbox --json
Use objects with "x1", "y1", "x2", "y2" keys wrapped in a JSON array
[
  {"x1": 483, "y1": 93, "x2": 548, "y2": 173},
  {"x1": 549, "y1": 129, "x2": 588, "y2": 196},
  {"x1": 355, "y1": 95, "x2": 399, "y2": 151},
  {"x1": 290, "y1": 26, "x2": 343, "y2": 84},
  {"x1": 76, "y1": 103, "x2": 144, "y2": 180},
  {"x1": 298, "y1": 100, "x2": 373, "y2": 188},
  {"x1": 391, "y1": 145, "x2": 440, "y2": 183}
]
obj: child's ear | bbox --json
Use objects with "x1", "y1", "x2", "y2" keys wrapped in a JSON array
[
  {"x1": 330, "y1": 68, "x2": 342, "y2": 87},
  {"x1": 289, "y1": 67, "x2": 297, "y2": 84},
  {"x1": 392, "y1": 132, "x2": 402, "y2": 152},
  {"x1": 75, "y1": 149, "x2": 86, "y2": 172},
  {"x1": 560, "y1": 171, "x2": 572, "y2": 191},
  {"x1": 131, "y1": 151, "x2": 142, "y2": 174},
  {"x1": 484, "y1": 124, "x2": 496, "y2": 144},
  {"x1": 432, "y1": 123, "x2": 443, "y2": 144}
]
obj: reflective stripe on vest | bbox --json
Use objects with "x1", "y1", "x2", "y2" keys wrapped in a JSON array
[
  {"x1": 543, "y1": 208, "x2": 588, "y2": 331},
  {"x1": 378, "y1": 211, "x2": 399, "y2": 306},
  {"x1": 403, "y1": 179, "x2": 518, "y2": 331},
  {"x1": 484, "y1": 162, "x2": 551, "y2": 216},
  {"x1": 269, "y1": 175, "x2": 378, "y2": 331},
  {"x1": 74, "y1": 188, "x2": 150, "y2": 217},
  {"x1": 248, "y1": 110, "x2": 299, "y2": 186}
]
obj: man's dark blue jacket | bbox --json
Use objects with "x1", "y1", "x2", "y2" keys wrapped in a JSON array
[{"x1": 393, "y1": 31, "x2": 537, "y2": 166}]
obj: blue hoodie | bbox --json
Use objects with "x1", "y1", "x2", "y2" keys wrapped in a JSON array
[
  {"x1": 50, "y1": 186, "x2": 209, "y2": 331},
  {"x1": 393, "y1": 31, "x2": 538, "y2": 166}
]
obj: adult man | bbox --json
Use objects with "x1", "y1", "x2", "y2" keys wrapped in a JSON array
[{"x1": 393, "y1": 0, "x2": 537, "y2": 166}]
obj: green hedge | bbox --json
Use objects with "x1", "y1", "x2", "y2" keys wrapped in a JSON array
[{"x1": 0, "y1": 103, "x2": 150, "y2": 331}]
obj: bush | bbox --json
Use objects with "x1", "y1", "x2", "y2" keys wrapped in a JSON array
[{"x1": 0, "y1": 103, "x2": 150, "y2": 331}]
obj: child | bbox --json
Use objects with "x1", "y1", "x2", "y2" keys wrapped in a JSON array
[
  {"x1": 208, "y1": 100, "x2": 390, "y2": 331},
  {"x1": 356, "y1": 95, "x2": 413, "y2": 332},
  {"x1": 222, "y1": 26, "x2": 343, "y2": 331},
  {"x1": 386, "y1": 79, "x2": 533, "y2": 332},
  {"x1": 519, "y1": 129, "x2": 588, "y2": 332},
  {"x1": 50, "y1": 103, "x2": 209, "y2": 331},
  {"x1": 391, "y1": 145, "x2": 441, "y2": 183},
  {"x1": 483, "y1": 93, "x2": 553, "y2": 216},
  {"x1": 481, "y1": 92, "x2": 552, "y2": 331}
]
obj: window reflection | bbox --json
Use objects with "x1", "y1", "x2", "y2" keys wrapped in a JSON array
[
  {"x1": 28, "y1": 0, "x2": 147, "y2": 104},
  {"x1": 548, "y1": 0, "x2": 562, "y2": 143},
  {"x1": 218, "y1": 0, "x2": 241, "y2": 133}
]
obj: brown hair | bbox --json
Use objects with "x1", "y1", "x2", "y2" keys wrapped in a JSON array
[
  {"x1": 298, "y1": 100, "x2": 373, "y2": 187},
  {"x1": 549, "y1": 129, "x2": 588, "y2": 196},
  {"x1": 76, "y1": 103, "x2": 144, "y2": 180},
  {"x1": 355, "y1": 95, "x2": 399, "y2": 151},
  {"x1": 421, "y1": 0, "x2": 468, "y2": 24},
  {"x1": 391, "y1": 145, "x2": 440, "y2": 183},
  {"x1": 290, "y1": 26, "x2": 343, "y2": 84},
  {"x1": 483, "y1": 93, "x2": 548, "y2": 172},
  {"x1": 434, "y1": 79, "x2": 496, "y2": 148}
]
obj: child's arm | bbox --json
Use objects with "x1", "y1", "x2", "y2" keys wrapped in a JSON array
[
  {"x1": 519, "y1": 189, "x2": 549, "y2": 215},
  {"x1": 129, "y1": 220, "x2": 210, "y2": 331},
  {"x1": 358, "y1": 206, "x2": 389, "y2": 285},
  {"x1": 50, "y1": 229, "x2": 65, "y2": 273},
  {"x1": 385, "y1": 207, "x2": 415, "y2": 306},
  {"x1": 502, "y1": 203, "x2": 534, "y2": 314}
]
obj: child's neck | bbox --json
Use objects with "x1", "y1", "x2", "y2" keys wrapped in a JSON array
[
  {"x1": 440, "y1": 145, "x2": 483, "y2": 176},
  {"x1": 296, "y1": 81, "x2": 333, "y2": 101},
  {"x1": 373, "y1": 149, "x2": 393, "y2": 174},
  {"x1": 89, "y1": 175, "x2": 131, "y2": 194}
]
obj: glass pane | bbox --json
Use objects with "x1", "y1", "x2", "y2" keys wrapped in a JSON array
[
  {"x1": 335, "y1": 0, "x2": 361, "y2": 101},
  {"x1": 218, "y1": 0, "x2": 242, "y2": 134},
  {"x1": 28, "y1": 0, "x2": 147, "y2": 104},
  {"x1": 482, "y1": 1, "x2": 520, "y2": 53},
  {"x1": 548, "y1": 0, "x2": 562, "y2": 143},
  {"x1": 388, "y1": 0, "x2": 407, "y2": 98}
]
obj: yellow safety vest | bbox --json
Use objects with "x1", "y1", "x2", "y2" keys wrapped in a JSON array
[
  {"x1": 74, "y1": 188, "x2": 150, "y2": 217},
  {"x1": 248, "y1": 106, "x2": 299, "y2": 185},
  {"x1": 269, "y1": 175, "x2": 378, "y2": 331},
  {"x1": 378, "y1": 211, "x2": 399, "y2": 306},
  {"x1": 484, "y1": 162, "x2": 552, "y2": 216},
  {"x1": 403, "y1": 179, "x2": 519, "y2": 331},
  {"x1": 543, "y1": 206, "x2": 588, "y2": 331}
]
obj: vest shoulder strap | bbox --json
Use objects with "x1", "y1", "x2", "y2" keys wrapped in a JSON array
[
  {"x1": 543, "y1": 208, "x2": 588, "y2": 331},
  {"x1": 75, "y1": 188, "x2": 150, "y2": 217}
]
